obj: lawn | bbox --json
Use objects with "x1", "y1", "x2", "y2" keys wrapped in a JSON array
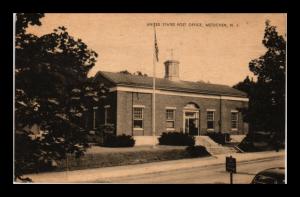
[{"x1": 53, "y1": 145, "x2": 211, "y2": 172}]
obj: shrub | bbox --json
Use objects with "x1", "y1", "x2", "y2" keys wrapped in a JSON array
[
  {"x1": 238, "y1": 136, "x2": 260, "y2": 152},
  {"x1": 86, "y1": 133, "x2": 100, "y2": 144},
  {"x1": 238, "y1": 132, "x2": 284, "y2": 152},
  {"x1": 207, "y1": 132, "x2": 230, "y2": 145},
  {"x1": 103, "y1": 134, "x2": 135, "y2": 147},
  {"x1": 98, "y1": 124, "x2": 115, "y2": 136},
  {"x1": 158, "y1": 132, "x2": 195, "y2": 146},
  {"x1": 87, "y1": 124, "x2": 115, "y2": 145},
  {"x1": 186, "y1": 146, "x2": 211, "y2": 157}
]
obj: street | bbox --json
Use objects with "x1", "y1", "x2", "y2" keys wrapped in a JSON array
[
  {"x1": 99, "y1": 155, "x2": 284, "y2": 184},
  {"x1": 25, "y1": 151, "x2": 285, "y2": 183}
]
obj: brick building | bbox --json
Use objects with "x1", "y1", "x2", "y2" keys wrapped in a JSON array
[{"x1": 92, "y1": 60, "x2": 249, "y2": 138}]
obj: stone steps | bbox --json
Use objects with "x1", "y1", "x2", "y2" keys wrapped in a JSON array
[
  {"x1": 195, "y1": 136, "x2": 238, "y2": 155},
  {"x1": 133, "y1": 135, "x2": 244, "y2": 155},
  {"x1": 230, "y1": 135, "x2": 246, "y2": 143},
  {"x1": 195, "y1": 136, "x2": 220, "y2": 147}
]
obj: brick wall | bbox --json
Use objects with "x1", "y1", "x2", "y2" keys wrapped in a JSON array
[{"x1": 115, "y1": 90, "x2": 248, "y2": 136}]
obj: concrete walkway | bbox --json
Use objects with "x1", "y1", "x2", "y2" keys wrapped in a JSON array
[{"x1": 20, "y1": 150, "x2": 285, "y2": 183}]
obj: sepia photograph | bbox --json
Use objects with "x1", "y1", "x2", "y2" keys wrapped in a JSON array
[{"x1": 13, "y1": 13, "x2": 286, "y2": 184}]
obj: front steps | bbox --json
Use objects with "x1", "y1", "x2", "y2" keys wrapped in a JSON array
[
  {"x1": 230, "y1": 135, "x2": 246, "y2": 144},
  {"x1": 195, "y1": 136, "x2": 237, "y2": 155},
  {"x1": 132, "y1": 135, "x2": 245, "y2": 155}
]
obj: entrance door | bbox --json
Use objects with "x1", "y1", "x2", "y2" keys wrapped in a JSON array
[{"x1": 184, "y1": 111, "x2": 199, "y2": 136}]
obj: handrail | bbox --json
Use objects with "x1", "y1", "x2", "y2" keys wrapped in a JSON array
[{"x1": 233, "y1": 145, "x2": 244, "y2": 153}]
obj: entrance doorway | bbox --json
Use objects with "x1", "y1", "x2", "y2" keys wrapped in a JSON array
[{"x1": 183, "y1": 103, "x2": 200, "y2": 136}]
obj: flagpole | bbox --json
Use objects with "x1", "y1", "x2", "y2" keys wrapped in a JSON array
[{"x1": 152, "y1": 25, "x2": 157, "y2": 148}]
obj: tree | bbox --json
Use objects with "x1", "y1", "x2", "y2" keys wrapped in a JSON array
[
  {"x1": 233, "y1": 20, "x2": 286, "y2": 140},
  {"x1": 119, "y1": 70, "x2": 131, "y2": 75},
  {"x1": 233, "y1": 76, "x2": 258, "y2": 131},
  {"x1": 197, "y1": 80, "x2": 210, "y2": 84},
  {"x1": 249, "y1": 20, "x2": 286, "y2": 139},
  {"x1": 134, "y1": 71, "x2": 148, "y2": 76},
  {"x1": 232, "y1": 76, "x2": 254, "y2": 94},
  {"x1": 119, "y1": 70, "x2": 148, "y2": 76},
  {"x1": 15, "y1": 13, "x2": 105, "y2": 181},
  {"x1": 16, "y1": 13, "x2": 45, "y2": 35}
]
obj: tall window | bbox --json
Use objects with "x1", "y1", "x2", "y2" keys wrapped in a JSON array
[
  {"x1": 207, "y1": 110, "x2": 215, "y2": 130},
  {"x1": 93, "y1": 106, "x2": 98, "y2": 129},
  {"x1": 166, "y1": 109, "x2": 175, "y2": 129},
  {"x1": 231, "y1": 111, "x2": 238, "y2": 130},
  {"x1": 133, "y1": 107, "x2": 144, "y2": 129},
  {"x1": 104, "y1": 105, "x2": 111, "y2": 125}
]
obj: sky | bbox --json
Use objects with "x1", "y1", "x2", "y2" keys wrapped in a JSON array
[{"x1": 27, "y1": 13, "x2": 286, "y2": 86}]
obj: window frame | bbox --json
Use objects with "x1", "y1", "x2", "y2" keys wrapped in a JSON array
[
  {"x1": 206, "y1": 109, "x2": 215, "y2": 131},
  {"x1": 165, "y1": 108, "x2": 176, "y2": 130},
  {"x1": 92, "y1": 106, "x2": 98, "y2": 130},
  {"x1": 104, "y1": 105, "x2": 111, "y2": 125},
  {"x1": 133, "y1": 106, "x2": 145, "y2": 130},
  {"x1": 231, "y1": 110, "x2": 239, "y2": 131}
]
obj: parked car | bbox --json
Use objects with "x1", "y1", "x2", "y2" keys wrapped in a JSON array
[{"x1": 251, "y1": 167, "x2": 285, "y2": 184}]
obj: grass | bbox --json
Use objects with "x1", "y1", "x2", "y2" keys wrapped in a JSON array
[{"x1": 53, "y1": 145, "x2": 210, "y2": 172}]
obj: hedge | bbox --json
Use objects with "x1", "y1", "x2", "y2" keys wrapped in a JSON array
[
  {"x1": 103, "y1": 134, "x2": 135, "y2": 147},
  {"x1": 158, "y1": 132, "x2": 195, "y2": 146}
]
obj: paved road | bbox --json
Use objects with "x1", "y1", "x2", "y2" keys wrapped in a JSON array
[{"x1": 100, "y1": 156, "x2": 284, "y2": 184}]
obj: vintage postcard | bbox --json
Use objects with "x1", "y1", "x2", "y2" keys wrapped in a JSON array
[{"x1": 14, "y1": 13, "x2": 286, "y2": 184}]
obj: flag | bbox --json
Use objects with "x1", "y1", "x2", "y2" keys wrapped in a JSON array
[{"x1": 154, "y1": 26, "x2": 159, "y2": 62}]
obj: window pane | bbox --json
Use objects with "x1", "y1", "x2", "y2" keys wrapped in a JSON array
[
  {"x1": 232, "y1": 121, "x2": 237, "y2": 129},
  {"x1": 231, "y1": 112, "x2": 238, "y2": 121},
  {"x1": 231, "y1": 112, "x2": 238, "y2": 129},
  {"x1": 207, "y1": 111, "x2": 214, "y2": 121},
  {"x1": 232, "y1": 122, "x2": 237, "y2": 129},
  {"x1": 105, "y1": 107, "x2": 113, "y2": 124},
  {"x1": 133, "y1": 108, "x2": 143, "y2": 129},
  {"x1": 207, "y1": 121, "x2": 214, "y2": 129},
  {"x1": 166, "y1": 109, "x2": 174, "y2": 120},
  {"x1": 133, "y1": 120, "x2": 143, "y2": 128},
  {"x1": 133, "y1": 108, "x2": 143, "y2": 119}
]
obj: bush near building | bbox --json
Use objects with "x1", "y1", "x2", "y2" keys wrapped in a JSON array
[
  {"x1": 87, "y1": 124, "x2": 115, "y2": 145},
  {"x1": 87, "y1": 125, "x2": 135, "y2": 147},
  {"x1": 159, "y1": 132, "x2": 195, "y2": 146},
  {"x1": 103, "y1": 134, "x2": 135, "y2": 147}
]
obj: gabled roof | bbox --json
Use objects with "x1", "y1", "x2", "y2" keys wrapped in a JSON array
[{"x1": 95, "y1": 71, "x2": 247, "y2": 98}]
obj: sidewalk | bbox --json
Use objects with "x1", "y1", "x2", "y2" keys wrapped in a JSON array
[{"x1": 22, "y1": 150, "x2": 285, "y2": 183}]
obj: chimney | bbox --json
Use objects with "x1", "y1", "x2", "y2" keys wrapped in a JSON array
[{"x1": 164, "y1": 60, "x2": 180, "y2": 81}]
